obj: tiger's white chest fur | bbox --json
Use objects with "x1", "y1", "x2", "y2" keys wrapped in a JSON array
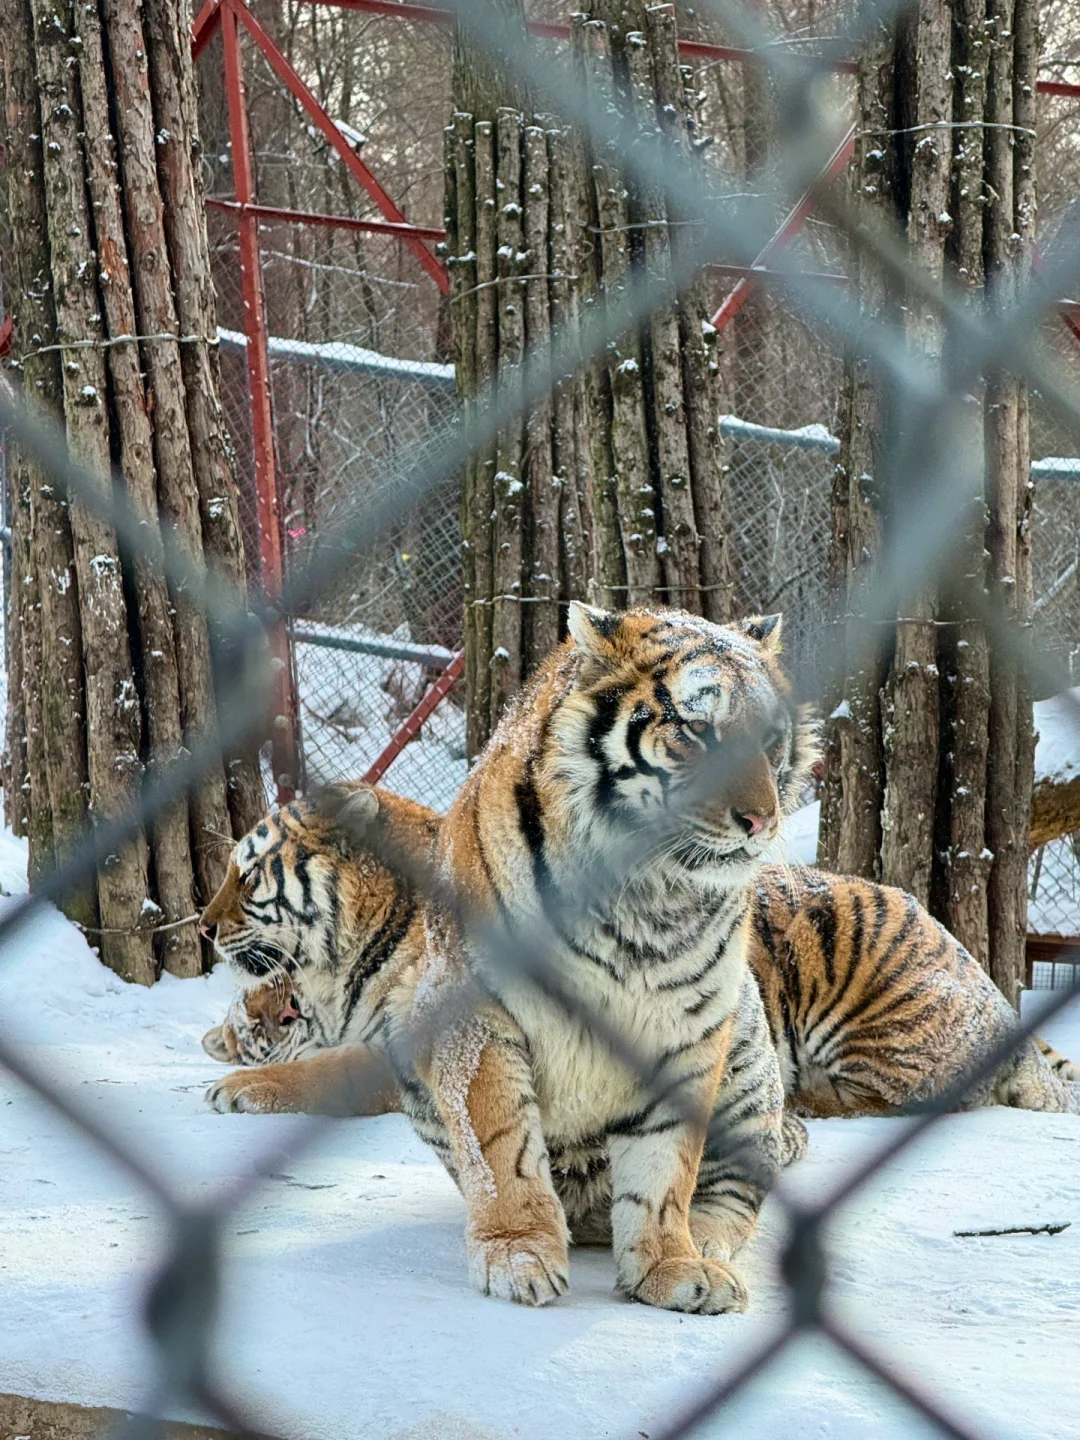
[{"x1": 486, "y1": 865, "x2": 753, "y2": 1143}]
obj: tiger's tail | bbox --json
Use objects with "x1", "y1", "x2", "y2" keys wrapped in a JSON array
[
  {"x1": 996, "y1": 1036, "x2": 1080, "y2": 1115},
  {"x1": 1036, "y1": 1035, "x2": 1080, "y2": 1084}
]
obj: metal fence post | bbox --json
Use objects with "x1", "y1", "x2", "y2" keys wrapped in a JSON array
[{"x1": 220, "y1": 0, "x2": 303, "y2": 803}]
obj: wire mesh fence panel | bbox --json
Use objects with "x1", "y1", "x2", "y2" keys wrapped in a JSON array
[{"x1": 6, "y1": 1, "x2": 1080, "y2": 1438}]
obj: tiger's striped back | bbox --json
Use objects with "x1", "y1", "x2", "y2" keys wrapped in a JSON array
[{"x1": 749, "y1": 866, "x2": 1080, "y2": 1117}]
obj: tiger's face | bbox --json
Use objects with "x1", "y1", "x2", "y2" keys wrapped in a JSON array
[
  {"x1": 556, "y1": 604, "x2": 817, "y2": 869},
  {"x1": 202, "y1": 973, "x2": 321, "y2": 1066},
  {"x1": 199, "y1": 783, "x2": 437, "y2": 994}
]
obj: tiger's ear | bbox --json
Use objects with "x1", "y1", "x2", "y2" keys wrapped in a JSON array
[
  {"x1": 567, "y1": 602, "x2": 625, "y2": 660},
  {"x1": 739, "y1": 613, "x2": 783, "y2": 653},
  {"x1": 314, "y1": 783, "x2": 381, "y2": 855}
]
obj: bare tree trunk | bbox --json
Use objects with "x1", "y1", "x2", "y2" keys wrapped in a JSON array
[
  {"x1": 818, "y1": 14, "x2": 895, "y2": 878},
  {"x1": 820, "y1": 0, "x2": 1038, "y2": 1001},
  {"x1": 877, "y1": 0, "x2": 953, "y2": 907},
  {"x1": 142, "y1": 0, "x2": 266, "y2": 839},
  {"x1": 448, "y1": 4, "x2": 732, "y2": 748},
  {"x1": 32, "y1": 0, "x2": 154, "y2": 983},
  {"x1": 1, "y1": 0, "x2": 263, "y2": 982}
]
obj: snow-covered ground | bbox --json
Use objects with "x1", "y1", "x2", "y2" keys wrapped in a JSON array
[{"x1": 2, "y1": 830, "x2": 1079, "y2": 1439}]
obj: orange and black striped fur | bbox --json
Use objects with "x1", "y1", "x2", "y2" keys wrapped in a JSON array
[
  {"x1": 385, "y1": 604, "x2": 818, "y2": 1313},
  {"x1": 749, "y1": 867, "x2": 1080, "y2": 1118},
  {"x1": 207, "y1": 865, "x2": 1080, "y2": 1122},
  {"x1": 200, "y1": 782, "x2": 434, "y2": 1117}
]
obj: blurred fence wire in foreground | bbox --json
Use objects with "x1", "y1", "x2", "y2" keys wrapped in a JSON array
[{"x1": 1, "y1": 0, "x2": 1080, "y2": 1437}]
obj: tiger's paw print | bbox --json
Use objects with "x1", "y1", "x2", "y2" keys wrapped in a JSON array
[
  {"x1": 625, "y1": 1256, "x2": 749, "y2": 1314},
  {"x1": 467, "y1": 1230, "x2": 570, "y2": 1306},
  {"x1": 206, "y1": 1070, "x2": 289, "y2": 1114}
]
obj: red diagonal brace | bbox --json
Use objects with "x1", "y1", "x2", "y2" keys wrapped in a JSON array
[
  {"x1": 710, "y1": 123, "x2": 857, "y2": 333},
  {"x1": 225, "y1": 0, "x2": 448, "y2": 294},
  {"x1": 363, "y1": 652, "x2": 466, "y2": 787},
  {"x1": 191, "y1": 0, "x2": 222, "y2": 60}
]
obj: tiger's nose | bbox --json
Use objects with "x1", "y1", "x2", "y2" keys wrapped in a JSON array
[
  {"x1": 732, "y1": 808, "x2": 773, "y2": 838},
  {"x1": 199, "y1": 918, "x2": 216, "y2": 941}
]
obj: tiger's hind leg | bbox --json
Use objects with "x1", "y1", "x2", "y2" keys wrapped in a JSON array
[{"x1": 689, "y1": 972, "x2": 786, "y2": 1267}]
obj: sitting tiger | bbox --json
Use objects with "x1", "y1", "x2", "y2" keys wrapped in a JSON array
[
  {"x1": 206, "y1": 604, "x2": 818, "y2": 1315},
  {"x1": 208, "y1": 865, "x2": 1080, "y2": 1120}
]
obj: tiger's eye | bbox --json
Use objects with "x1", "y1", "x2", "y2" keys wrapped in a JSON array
[{"x1": 688, "y1": 719, "x2": 709, "y2": 736}]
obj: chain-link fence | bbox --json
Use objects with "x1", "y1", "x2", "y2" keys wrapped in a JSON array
[{"x1": 6, "y1": 0, "x2": 1080, "y2": 1434}]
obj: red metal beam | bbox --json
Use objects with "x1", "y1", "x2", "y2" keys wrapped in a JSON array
[
  {"x1": 226, "y1": 0, "x2": 448, "y2": 293},
  {"x1": 191, "y1": 0, "x2": 223, "y2": 61},
  {"x1": 285, "y1": 0, "x2": 1078, "y2": 94},
  {"x1": 1037, "y1": 79, "x2": 1080, "y2": 99},
  {"x1": 0, "y1": 313, "x2": 12, "y2": 358},
  {"x1": 206, "y1": 196, "x2": 445, "y2": 241},
  {"x1": 710, "y1": 123, "x2": 857, "y2": 332},
  {"x1": 221, "y1": 1, "x2": 302, "y2": 804},
  {"x1": 363, "y1": 651, "x2": 466, "y2": 787},
  {"x1": 708, "y1": 263, "x2": 848, "y2": 287}
]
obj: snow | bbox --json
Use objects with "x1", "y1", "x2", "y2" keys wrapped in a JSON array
[
  {"x1": 216, "y1": 329, "x2": 454, "y2": 391},
  {"x1": 1034, "y1": 687, "x2": 1080, "y2": 786},
  {"x1": 716, "y1": 412, "x2": 1080, "y2": 479},
  {"x1": 2, "y1": 833, "x2": 1079, "y2": 1438}
]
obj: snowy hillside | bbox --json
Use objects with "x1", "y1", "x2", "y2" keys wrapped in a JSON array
[{"x1": 1, "y1": 832, "x2": 1079, "y2": 1439}]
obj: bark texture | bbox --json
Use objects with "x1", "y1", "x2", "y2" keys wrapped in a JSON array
[
  {"x1": 449, "y1": 4, "x2": 728, "y2": 754},
  {"x1": 0, "y1": 0, "x2": 263, "y2": 981},
  {"x1": 819, "y1": 0, "x2": 1039, "y2": 1003}
]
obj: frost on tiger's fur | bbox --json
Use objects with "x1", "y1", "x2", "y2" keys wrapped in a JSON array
[
  {"x1": 200, "y1": 782, "x2": 432, "y2": 1117},
  {"x1": 391, "y1": 603, "x2": 819, "y2": 1314},
  {"x1": 207, "y1": 864, "x2": 1080, "y2": 1125},
  {"x1": 749, "y1": 867, "x2": 1080, "y2": 1118}
]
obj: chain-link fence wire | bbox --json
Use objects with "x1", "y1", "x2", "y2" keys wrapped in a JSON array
[
  {"x1": 6, "y1": 0, "x2": 1080, "y2": 1432},
  {"x1": 207, "y1": 200, "x2": 466, "y2": 804},
  {"x1": 198, "y1": 0, "x2": 1080, "y2": 822}
]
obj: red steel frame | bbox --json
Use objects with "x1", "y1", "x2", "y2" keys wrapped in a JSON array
[
  {"x1": 362, "y1": 652, "x2": 466, "y2": 786},
  {"x1": 220, "y1": 0, "x2": 303, "y2": 803},
  {"x1": 190, "y1": 0, "x2": 1080, "y2": 800}
]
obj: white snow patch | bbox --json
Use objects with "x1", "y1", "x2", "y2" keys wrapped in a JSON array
[
  {"x1": 1035, "y1": 688, "x2": 1080, "y2": 785},
  {"x1": 217, "y1": 329, "x2": 454, "y2": 391},
  {"x1": 0, "y1": 837, "x2": 1079, "y2": 1436}
]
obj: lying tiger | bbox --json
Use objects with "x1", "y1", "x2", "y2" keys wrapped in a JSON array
[{"x1": 205, "y1": 859, "x2": 1080, "y2": 1120}]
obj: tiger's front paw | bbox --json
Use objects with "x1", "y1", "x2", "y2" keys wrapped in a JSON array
[
  {"x1": 206, "y1": 1069, "x2": 290, "y2": 1114},
  {"x1": 467, "y1": 1229, "x2": 570, "y2": 1306},
  {"x1": 624, "y1": 1255, "x2": 748, "y2": 1314}
]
